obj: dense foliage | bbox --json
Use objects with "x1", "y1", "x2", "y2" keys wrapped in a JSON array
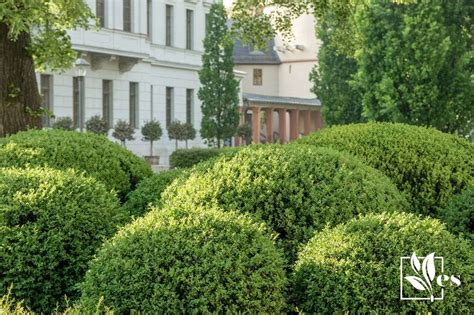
[
  {"x1": 85, "y1": 115, "x2": 109, "y2": 135},
  {"x1": 198, "y1": 2, "x2": 240, "y2": 148},
  {"x1": 52, "y1": 117, "x2": 74, "y2": 130},
  {"x1": 297, "y1": 123, "x2": 474, "y2": 215},
  {"x1": 163, "y1": 145, "x2": 407, "y2": 263},
  {"x1": 438, "y1": 188, "x2": 473, "y2": 241},
  {"x1": 169, "y1": 147, "x2": 240, "y2": 169},
  {"x1": 124, "y1": 169, "x2": 186, "y2": 217},
  {"x1": 292, "y1": 212, "x2": 473, "y2": 313},
  {"x1": 112, "y1": 120, "x2": 135, "y2": 146},
  {"x1": 353, "y1": 1, "x2": 473, "y2": 135},
  {"x1": 310, "y1": 13, "x2": 363, "y2": 126},
  {"x1": 141, "y1": 120, "x2": 163, "y2": 156},
  {"x1": 0, "y1": 129, "x2": 152, "y2": 199},
  {"x1": 79, "y1": 206, "x2": 287, "y2": 313},
  {"x1": 0, "y1": 167, "x2": 126, "y2": 313}
]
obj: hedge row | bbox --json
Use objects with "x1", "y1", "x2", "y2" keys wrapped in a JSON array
[
  {"x1": 169, "y1": 147, "x2": 240, "y2": 168},
  {"x1": 163, "y1": 145, "x2": 408, "y2": 263},
  {"x1": 295, "y1": 122, "x2": 474, "y2": 216},
  {"x1": 0, "y1": 167, "x2": 126, "y2": 313},
  {"x1": 0, "y1": 129, "x2": 153, "y2": 200}
]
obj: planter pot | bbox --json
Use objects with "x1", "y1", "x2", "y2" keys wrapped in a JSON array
[{"x1": 144, "y1": 156, "x2": 160, "y2": 165}]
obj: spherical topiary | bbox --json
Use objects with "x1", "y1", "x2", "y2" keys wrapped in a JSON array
[
  {"x1": 295, "y1": 122, "x2": 474, "y2": 215},
  {"x1": 0, "y1": 167, "x2": 126, "y2": 313},
  {"x1": 163, "y1": 145, "x2": 408, "y2": 263},
  {"x1": 292, "y1": 212, "x2": 473, "y2": 313},
  {"x1": 0, "y1": 129, "x2": 153, "y2": 200},
  {"x1": 124, "y1": 169, "x2": 186, "y2": 217},
  {"x1": 79, "y1": 206, "x2": 287, "y2": 313},
  {"x1": 438, "y1": 188, "x2": 473, "y2": 241}
]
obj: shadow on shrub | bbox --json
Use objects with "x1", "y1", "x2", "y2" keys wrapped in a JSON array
[
  {"x1": 438, "y1": 188, "x2": 473, "y2": 241},
  {"x1": 0, "y1": 129, "x2": 153, "y2": 200},
  {"x1": 296, "y1": 122, "x2": 474, "y2": 215},
  {"x1": 292, "y1": 212, "x2": 473, "y2": 313},
  {"x1": 163, "y1": 145, "x2": 408, "y2": 263},
  {"x1": 0, "y1": 167, "x2": 126, "y2": 313},
  {"x1": 79, "y1": 206, "x2": 287, "y2": 313}
]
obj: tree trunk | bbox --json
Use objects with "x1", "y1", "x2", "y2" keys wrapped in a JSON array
[
  {"x1": 175, "y1": 139, "x2": 178, "y2": 150},
  {"x1": 0, "y1": 23, "x2": 42, "y2": 137},
  {"x1": 150, "y1": 140, "x2": 153, "y2": 157}
]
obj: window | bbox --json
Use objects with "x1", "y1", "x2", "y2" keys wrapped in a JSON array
[
  {"x1": 166, "y1": 87, "x2": 174, "y2": 127},
  {"x1": 186, "y1": 89, "x2": 193, "y2": 124},
  {"x1": 96, "y1": 0, "x2": 105, "y2": 27},
  {"x1": 253, "y1": 69, "x2": 263, "y2": 86},
  {"x1": 129, "y1": 82, "x2": 139, "y2": 129},
  {"x1": 73, "y1": 77, "x2": 80, "y2": 129},
  {"x1": 186, "y1": 9, "x2": 194, "y2": 50},
  {"x1": 102, "y1": 80, "x2": 113, "y2": 129},
  {"x1": 147, "y1": 0, "x2": 152, "y2": 37},
  {"x1": 40, "y1": 74, "x2": 53, "y2": 127},
  {"x1": 123, "y1": 0, "x2": 132, "y2": 32},
  {"x1": 205, "y1": 13, "x2": 210, "y2": 34},
  {"x1": 165, "y1": 5, "x2": 173, "y2": 46}
]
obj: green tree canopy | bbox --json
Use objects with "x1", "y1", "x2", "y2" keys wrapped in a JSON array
[{"x1": 198, "y1": 1, "x2": 240, "y2": 148}]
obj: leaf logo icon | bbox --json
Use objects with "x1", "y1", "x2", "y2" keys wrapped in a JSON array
[{"x1": 404, "y1": 252, "x2": 437, "y2": 302}]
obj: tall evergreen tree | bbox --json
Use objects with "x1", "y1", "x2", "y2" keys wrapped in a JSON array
[
  {"x1": 198, "y1": 1, "x2": 240, "y2": 148},
  {"x1": 353, "y1": 0, "x2": 473, "y2": 135},
  {"x1": 310, "y1": 15, "x2": 363, "y2": 126}
]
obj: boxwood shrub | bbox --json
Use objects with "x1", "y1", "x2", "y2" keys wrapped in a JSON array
[
  {"x1": 0, "y1": 129, "x2": 153, "y2": 199},
  {"x1": 438, "y1": 188, "x2": 473, "y2": 241},
  {"x1": 163, "y1": 145, "x2": 408, "y2": 263},
  {"x1": 124, "y1": 169, "x2": 186, "y2": 217},
  {"x1": 292, "y1": 212, "x2": 473, "y2": 313},
  {"x1": 79, "y1": 206, "x2": 287, "y2": 313},
  {"x1": 0, "y1": 167, "x2": 126, "y2": 313},
  {"x1": 296, "y1": 122, "x2": 474, "y2": 215},
  {"x1": 169, "y1": 147, "x2": 240, "y2": 168}
]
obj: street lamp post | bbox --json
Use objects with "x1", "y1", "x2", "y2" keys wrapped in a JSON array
[{"x1": 75, "y1": 57, "x2": 90, "y2": 132}]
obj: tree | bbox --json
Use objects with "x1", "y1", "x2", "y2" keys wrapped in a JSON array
[
  {"x1": 198, "y1": 2, "x2": 240, "y2": 148},
  {"x1": 141, "y1": 120, "x2": 163, "y2": 157},
  {"x1": 0, "y1": 1, "x2": 95, "y2": 137},
  {"x1": 52, "y1": 117, "x2": 74, "y2": 131},
  {"x1": 352, "y1": 0, "x2": 473, "y2": 135},
  {"x1": 182, "y1": 123, "x2": 196, "y2": 149},
  {"x1": 310, "y1": 14, "x2": 363, "y2": 126},
  {"x1": 112, "y1": 120, "x2": 135, "y2": 147},
  {"x1": 167, "y1": 120, "x2": 185, "y2": 150},
  {"x1": 86, "y1": 115, "x2": 109, "y2": 135}
]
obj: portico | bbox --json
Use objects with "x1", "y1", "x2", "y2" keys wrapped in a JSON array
[{"x1": 236, "y1": 93, "x2": 322, "y2": 145}]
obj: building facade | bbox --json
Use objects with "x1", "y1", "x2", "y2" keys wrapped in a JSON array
[
  {"x1": 233, "y1": 14, "x2": 323, "y2": 144},
  {"x1": 37, "y1": 0, "x2": 214, "y2": 166}
]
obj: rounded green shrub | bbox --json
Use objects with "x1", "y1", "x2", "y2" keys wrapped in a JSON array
[
  {"x1": 79, "y1": 206, "x2": 287, "y2": 313},
  {"x1": 439, "y1": 188, "x2": 473, "y2": 241},
  {"x1": 0, "y1": 129, "x2": 153, "y2": 199},
  {"x1": 169, "y1": 147, "x2": 240, "y2": 168},
  {"x1": 124, "y1": 169, "x2": 185, "y2": 217},
  {"x1": 292, "y1": 212, "x2": 473, "y2": 313},
  {"x1": 0, "y1": 167, "x2": 126, "y2": 313},
  {"x1": 296, "y1": 122, "x2": 474, "y2": 215},
  {"x1": 163, "y1": 145, "x2": 408, "y2": 263}
]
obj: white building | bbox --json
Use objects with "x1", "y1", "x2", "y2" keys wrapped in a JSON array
[{"x1": 38, "y1": 0, "x2": 215, "y2": 166}]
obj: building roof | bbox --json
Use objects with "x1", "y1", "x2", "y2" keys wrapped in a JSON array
[
  {"x1": 233, "y1": 39, "x2": 281, "y2": 65},
  {"x1": 243, "y1": 93, "x2": 321, "y2": 107}
]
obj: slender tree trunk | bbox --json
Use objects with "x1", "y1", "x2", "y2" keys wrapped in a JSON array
[
  {"x1": 0, "y1": 23, "x2": 42, "y2": 137},
  {"x1": 185, "y1": 140, "x2": 188, "y2": 149},
  {"x1": 175, "y1": 139, "x2": 178, "y2": 150},
  {"x1": 150, "y1": 140, "x2": 153, "y2": 157}
]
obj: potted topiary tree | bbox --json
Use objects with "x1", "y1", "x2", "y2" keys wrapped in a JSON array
[
  {"x1": 141, "y1": 119, "x2": 163, "y2": 165},
  {"x1": 182, "y1": 122, "x2": 196, "y2": 149},
  {"x1": 52, "y1": 117, "x2": 74, "y2": 131},
  {"x1": 86, "y1": 115, "x2": 109, "y2": 135},
  {"x1": 112, "y1": 120, "x2": 135, "y2": 147},
  {"x1": 167, "y1": 120, "x2": 185, "y2": 150}
]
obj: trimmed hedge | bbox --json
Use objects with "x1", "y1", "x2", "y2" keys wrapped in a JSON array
[
  {"x1": 439, "y1": 188, "x2": 473, "y2": 241},
  {"x1": 296, "y1": 122, "x2": 474, "y2": 215},
  {"x1": 163, "y1": 145, "x2": 408, "y2": 263},
  {"x1": 169, "y1": 147, "x2": 240, "y2": 168},
  {"x1": 292, "y1": 212, "x2": 473, "y2": 313},
  {"x1": 79, "y1": 206, "x2": 287, "y2": 313},
  {"x1": 124, "y1": 169, "x2": 185, "y2": 217},
  {"x1": 0, "y1": 129, "x2": 153, "y2": 199},
  {"x1": 0, "y1": 167, "x2": 126, "y2": 313}
]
